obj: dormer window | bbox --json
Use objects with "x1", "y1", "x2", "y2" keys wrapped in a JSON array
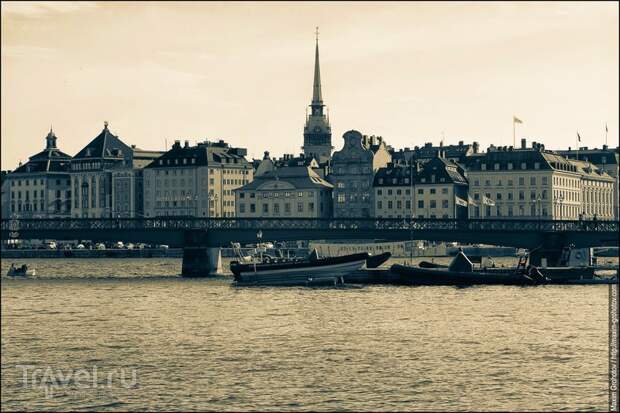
[
  {"x1": 494, "y1": 163, "x2": 500, "y2": 170},
  {"x1": 508, "y1": 163, "x2": 513, "y2": 170},
  {"x1": 534, "y1": 162, "x2": 540, "y2": 170},
  {"x1": 481, "y1": 163, "x2": 487, "y2": 171},
  {"x1": 521, "y1": 162, "x2": 527, "y2": 170}
]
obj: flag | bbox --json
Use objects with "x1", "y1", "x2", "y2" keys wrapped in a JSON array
[
  {"x1": 455, "y1": 197, "x2": 468, "y2": 207},
  {"x1": 577, "y1": 132, "x2": 581, "y2": 142},
  {"x1": 468, "y1": 196, "x2": 478, "y2": 206},
  {"x1": 482, "y1": 196, "x2": 495, "y2": 206},
  {"x1": 513, "y1": 116, "x2": 523, "y2": 124},
  {"x1": 606, "y1": 124, "x2": 608, "y2": 133}
]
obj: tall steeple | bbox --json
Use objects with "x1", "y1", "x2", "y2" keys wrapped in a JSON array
[
  {"x1": 312, "y1": 27, "x2": 323, "y2": 106},
  {"x1": 303, "y1": 27, "x2": 332, "y2": 163}
]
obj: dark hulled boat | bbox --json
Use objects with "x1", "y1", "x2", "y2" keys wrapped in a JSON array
[{"x1": 232, "y1": 252, "x2": 369, "y2": 286}]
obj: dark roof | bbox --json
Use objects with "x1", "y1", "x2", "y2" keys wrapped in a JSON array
[
  {"x1": 12, "y1": 130, "x2": 71, "y2": 174},
  {"x1": 555, "y1": 148, "x2": 619, "y2": 166},
  {"x1": 373, "y1": 157, "x2": 467, "y2": 186},
  {"x1": 392, "y1": 142, "x2": 475, "y2": 162},
  {"x1": 73, "y1": 123, "x2": 133, "y2": 160},
  {"x1": 237, "y1": 165, "x2": 333, "y2": 190},
  {"x1": 464, "y1": 148, "x2": 580, "y2": 173},
  {"x1": 146, "y1": 140, "x2": 251, "y2": 169}
]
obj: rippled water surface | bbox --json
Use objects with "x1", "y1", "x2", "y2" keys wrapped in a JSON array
[{"x1": 1, "y1": 258, "x2": 611, "y2": 411}]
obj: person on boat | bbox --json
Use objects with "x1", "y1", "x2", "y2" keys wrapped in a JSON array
[{"x1": 9, "y1": 263, "x2": 16, "y2": 272}]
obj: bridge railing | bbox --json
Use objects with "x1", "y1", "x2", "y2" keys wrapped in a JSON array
[{"x1": 1, "y1": 217, "x2": 617, "y2": 233}]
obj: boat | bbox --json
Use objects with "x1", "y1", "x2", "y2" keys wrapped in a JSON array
[
  {"x1": 390, "y1": 251, "x2": 545, "y2": 286},
  {"x1": 232, "y1": 250, "x2": 369, "y2": 286},
  {"x1": 7, "y1": 264, "x2": 35, "y2": 277},
  {"x1": 365, "y1": 252, "x2": 392, "y2": 269}
]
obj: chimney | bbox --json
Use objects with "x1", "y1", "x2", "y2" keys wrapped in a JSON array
[
  {"x1": 521, "y1": 138, "x2": 526, "y2": 149},
  {"x1": 173, "y1": 140, "x2": 181, "y2": 149},
  {"x1": 184, "y1": 140, "x2": 189, "y2": 148},
  {"x1": 531, "y1": 141, "x2": 537, "y2": 149},
  {"x1": 473, "y1": 142, "x2": 479, "y2": 153},
  {"x1": 263, "y1": 151, "x2": 270, "y2": 159},
  {"x1": 458, "y1": 140, "x2": 464, "y2": 146},
  {"x1": 603, "y1": 144, "x2": 608, "y2": 150}
]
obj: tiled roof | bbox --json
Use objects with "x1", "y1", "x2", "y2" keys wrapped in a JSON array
[
  {"x1": 238, "y1": 165, "x2": 333, "y2": 190},
  {"x1": 145, "y1": 140, "x2": 250, "y2": 169},
  {"x1": 73, "y1": 124, "x2": 132, "y2": 160}
]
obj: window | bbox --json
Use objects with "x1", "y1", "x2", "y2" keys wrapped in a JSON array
[
  {"x1": 262, "y1": 204, "x2": 268, "y2": 213},
  {"x1": 273, "y1": 204, "x2": 280, "y2": 215},
  {"x1": 297, "y1": 202, "x2": 303, "y2": 212},
  {"x1": 430, "y1": 200, "x2": 436, "y2": 209},
  {"x1": 530, "y1": 177, "x2": 536, "y2": 186},
  {"x1": 337, "y1": 194, "x2": 345, "y2": 203},
  {"x1": 474, "y1": 193, "x2": 480, "y2": 200},
  {"x1": 508, "y1": 163, "x2": 513, "y2": 170},
  {"x1": 473, "y1": 180, "x2": 479, "y2": 187},
  {"x1": 519, "y1": 177, "x2": 525, "y2": 186},
  {"x1": 496, "y1": 193, "x2": 502, "y2": 200},
  {"x1": 508, "y1": 179, "x2": 513, "y2": 186},
  {"x1": 308, "y1": 202, "x2": 314, "y2": 212},
  {"x1": 406, "y1": 200, "x2": 411, "y2": 209},
  {"x1": 542, "y1": 176, "x2": 548, "y2": 185},
  {"x1": 396, "y1": 200, "x2": 402, "y2": 209},
  {"x1": 239, "y1": 192, "x2": 245, "y2": 199},
  {"x1": 442, "y1": 199, "x2": 449, "y2": 208},
  {"x1": 430, "y1": 188, "x2": 436, "y2": 194},
  {"x1": 508, "y1": 192, "x2": 513, "y2": 200},
  {"x1": 239, "y1": 203, "x2": 246, "y2": 213},
  {"x1": 377, "y1": 201, "x2": 383, "y2": 209},
  {"x1": 442, "y1": 188, "x2": 448, "y2": 194},
  {"x1": 284, "y1": 203, "x2": 291, "y2": 213},
  {"x1": 249, "y1": 204, "x2": 256, "y2": 213},
  {"x1": 377, "y1": 189, "x2": 382, "y2": 196},
  {"x1": 481, "y1": 164, "x2": 487, "y2": 171},
  {"x1": 521, "y1": 162, "x2": 527, "y2": 170},
  {"x1": 494, "y1": 163, "x2": 500, "y2": 170},
  {"x1": 418, "y1": 189, "x2": 424, "y2": 194},
  {"x1": 418, "y1": 200, "x2": 424, "y2": 208},
  {"x1": 388, "y1": 201, "x2": 393, "y2": 209}
]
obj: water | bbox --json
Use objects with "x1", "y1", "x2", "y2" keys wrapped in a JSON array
[{"x1": 1, "y1": 258, "x2": 611, "y2": 411}]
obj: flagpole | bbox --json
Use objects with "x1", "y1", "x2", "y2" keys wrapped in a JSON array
[
  {"x1": 576, "y1": 132, "x2": 579, "y2": 161},
  {"x1": 605, "y1": 124, "x2": 608, "y2": 146},
  {"x1": 513, "y1": 119, "x2": 516, "y2": 148}
]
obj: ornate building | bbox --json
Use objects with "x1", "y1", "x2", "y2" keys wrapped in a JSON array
[
  {"x1": 302, "y1": 30, "x2": 332, "y2": 164},
  {"x1": 6, "y1": 129, "x2": 72, "y2": 218},
  {"x1": 330, "y1": 130, "x2": 392, "y2": 218}
]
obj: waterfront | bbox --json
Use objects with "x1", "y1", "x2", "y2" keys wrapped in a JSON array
[{"x1": 1, "y1": 258, "x2": 612, "y2": 411}]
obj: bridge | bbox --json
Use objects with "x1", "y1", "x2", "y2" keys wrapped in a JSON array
[{"x1": 2, "y1": 217, "x2": 618, "y2": 275}]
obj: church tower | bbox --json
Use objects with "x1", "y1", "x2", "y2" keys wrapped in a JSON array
[{"x1": 302, "y1": 27, "x2": 332, "y2": 163}]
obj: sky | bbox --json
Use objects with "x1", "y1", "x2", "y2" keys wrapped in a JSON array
[{"x1": 1, "y1": 1, "x2": 618, "y2": 170}]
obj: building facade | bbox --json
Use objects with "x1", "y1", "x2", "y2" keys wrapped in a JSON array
[
  {"x1": 330, "y1": 130, "x2": 391, "y2": 218},
  {"x1": 70, "y1": 123, "x2": 135, "y2": 218},
  {"x1": 6, "y1": 129, "x2": 72, "y2": 218},
  {"x1": 302, "y1": 34, "x2": 332, "y2": 164},
  {"x1": 556, "y1": 145, "x2": 619, "y2": 219},
  {"x1": 143, "y1": 139, "x2": 253, "y2": 217},
  {"x1": 465, "y1": 142, "x2": 615, "y2": 220},
  {"x1": 235, "y1": 165, "x2": 333, "y2": 218},
  {"x1": 373, "y1": 156, "x2": 468, "y2": 219}
]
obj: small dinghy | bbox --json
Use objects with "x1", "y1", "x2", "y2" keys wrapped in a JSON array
[{"x1": 7, "y1": 264, "x2": 35, "y2": 277}]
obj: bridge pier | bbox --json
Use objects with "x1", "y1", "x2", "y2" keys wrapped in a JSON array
[{"x1": 181, "y1": 246, "x2": 222, "y2": 277}]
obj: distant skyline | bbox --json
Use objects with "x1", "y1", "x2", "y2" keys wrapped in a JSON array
[{"x1": 1, "y1": 1, "x2": 618, "y2": 170}]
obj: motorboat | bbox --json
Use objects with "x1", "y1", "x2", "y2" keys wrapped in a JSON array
[
  {"x1": 365, "y1": 252, "x2": 392, "y2": 269},
  {"x1": 232, "y1": 250, "x2": 369, "y2": 286},
  {"x1": 7, "y1": 264, "x2": 35, "y2": 277},
  {"x1": 390, "y1": 251, "x2": 546, "y2": 286}
]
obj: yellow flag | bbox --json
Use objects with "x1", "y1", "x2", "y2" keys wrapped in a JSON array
[{"x1": 513, "y1": 116, "x2": 523, "y2": 124}]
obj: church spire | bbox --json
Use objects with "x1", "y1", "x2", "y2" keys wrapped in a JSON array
[{"x1": 312, "y1": 26, "x2": 323, "y2": 105}]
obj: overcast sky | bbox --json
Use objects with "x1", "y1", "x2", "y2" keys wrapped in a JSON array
[{"x1": 1, "y1": 1, "x2": 618, "y2": 170}]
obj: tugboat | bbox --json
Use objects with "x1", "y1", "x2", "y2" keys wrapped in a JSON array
[
  {"x1": 231, "y1": 248, "x2": 369, "y2": 287},
  {"x1": 7, "y1": 263, "x2": 36, "y2": 277}
]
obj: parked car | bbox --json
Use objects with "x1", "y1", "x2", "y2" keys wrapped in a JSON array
[
  {"x1": 76, "y1": 244, "x2": 86, "y2": 249},
  {"x1": 44, "y1": 241, "x2": 57, "y2": 250},
  {"x1": 158, "y1": 244, "x2": 169, "y2": 249},
  {"x1": 125, "y1": 243, "x2": 134, "y2": 250},
  {"x1": 95, "y1": 243, "x2": 106, "y2": 250},
  {"x1": 114, "y1": 241, "x2": 124, "y2": 249}
]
